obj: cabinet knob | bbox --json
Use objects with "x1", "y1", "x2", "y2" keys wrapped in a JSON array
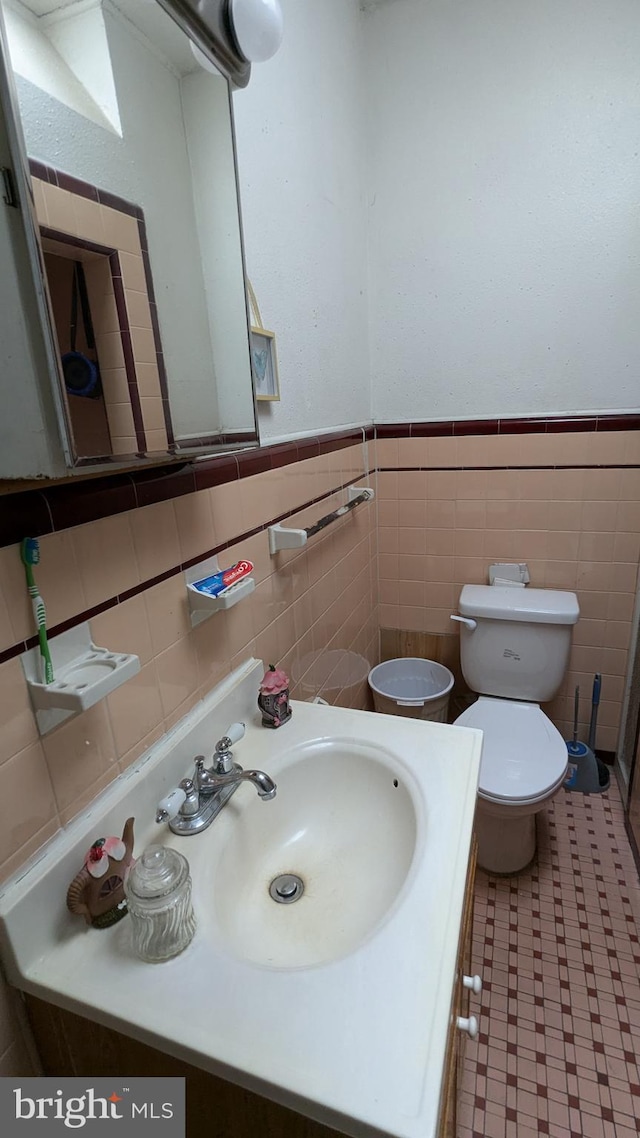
[
  {"x1": 457, "y1": 1015, "x2": 479, "y2": 1039},
  {"x1": 463, "y1": 974, "x2": 483, "y2": 994}
]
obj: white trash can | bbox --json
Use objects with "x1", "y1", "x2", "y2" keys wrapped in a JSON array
[{"x1": 368, "y1": 658, "x2": 454, "y2": 722}]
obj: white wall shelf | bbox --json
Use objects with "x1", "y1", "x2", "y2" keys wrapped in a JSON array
[{"x1": 185, "y1": 555, "x2": 255, "y2": 627}]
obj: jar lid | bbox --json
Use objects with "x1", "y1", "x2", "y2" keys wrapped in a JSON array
[{"x1": 126, "y1": 845, "x2": 189, "y2": 900}]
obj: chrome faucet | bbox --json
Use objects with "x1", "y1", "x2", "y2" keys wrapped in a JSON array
[{"x1": 155, "y1": 723, "x2": 276, "y2": 835}]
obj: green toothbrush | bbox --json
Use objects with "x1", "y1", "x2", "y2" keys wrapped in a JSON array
[{"x1": 20, "y1": 538, "x2": 54, "y2": 684}]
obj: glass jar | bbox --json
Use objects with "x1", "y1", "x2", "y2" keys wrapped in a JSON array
[{"x1": 125, "y1": 845, "x2": 196, "y2": 962}]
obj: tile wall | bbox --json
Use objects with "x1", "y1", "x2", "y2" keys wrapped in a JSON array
[
  {"x1": 0, "y1": 438, "x2": 377, "y2": 1073},
  {"x1": 375, "y1": 428, "x2": 640, "y2": 752},
  {"x1": 2, "y1": 415, "x2": 640, "y2": 1077}
]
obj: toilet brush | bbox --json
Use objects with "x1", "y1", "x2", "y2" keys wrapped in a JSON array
[
  {"x1": 587, "y1": 673, "x2": 610, "y2": 791},
  {"x1": 564, "y1": 684, "x2": 601, "y2": 793}
]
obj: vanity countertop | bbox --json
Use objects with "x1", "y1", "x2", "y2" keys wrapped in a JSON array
[{"x1": 0, "y1": 660, "x2": 481, "y2": 1138}]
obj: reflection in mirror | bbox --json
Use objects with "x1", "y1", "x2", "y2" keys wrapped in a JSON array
[{"x1": 1, "y1": 0, "x2": 257, "y2": 461}]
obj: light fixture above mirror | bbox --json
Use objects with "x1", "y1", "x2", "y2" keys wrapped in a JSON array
[{"x1": 228, "y1": 0, "x2": 283, "y2": 63}]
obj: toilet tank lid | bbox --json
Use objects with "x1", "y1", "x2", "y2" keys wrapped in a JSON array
[{"x1": 459, "y1": 585, "x2": 580, "y2": 625}]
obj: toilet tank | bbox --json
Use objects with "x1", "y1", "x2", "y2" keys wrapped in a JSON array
[{"x1": 456, "y1": 585, "x2": 580, "y2": 703}]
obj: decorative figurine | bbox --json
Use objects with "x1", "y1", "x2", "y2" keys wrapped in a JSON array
[
  {"x1": 66, "y1": 817, "x2": 135, "y2": 929},
  {"x1": 258, "y1": 664, "x2": 292, "y2": 728}
]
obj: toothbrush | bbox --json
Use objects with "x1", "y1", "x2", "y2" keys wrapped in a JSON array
[{"x1": 20, "y1": 538, "x2": 54, "y2": 684}]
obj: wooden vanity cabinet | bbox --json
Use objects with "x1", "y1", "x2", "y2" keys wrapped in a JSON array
[{"x1": 24, "y1": 843, "x2": 478, "y2": 1138}]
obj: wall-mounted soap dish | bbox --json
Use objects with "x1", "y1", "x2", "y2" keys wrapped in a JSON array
[
  {"x1": 185, "y1": 555, "x2": 255, "y2": 627},
  {"x1": 22, "y1": 623, "x2": 140, "y2": 735}
]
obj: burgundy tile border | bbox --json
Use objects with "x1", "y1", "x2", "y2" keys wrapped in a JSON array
[
  {"x1": 0, "y1": 641, "x2": 28, "y2": 666},
  {"x1": 221, "y1": 432, "x2": 256, "y2": 445},
  {"x1": 30, "y1": 160, "x2": 142, "y2": 219},
  {"x1": 377, "y1": 413, "x2": 640, "y2": 437},
  {"x1": 236, "y1": 450, "x2": 272, "y2": 478},
  {"x1": 110, "y1": 251, "x2": 147, "y2": 455},
  {"x1": 0, "y1": 490, "x2": 53, "y2": 546},
  {"x1": 2, "y1": 410, "x2": 638, "y2": 551},
  {"x1": 0, "y1": 431, "x2": 366, "y2": 547},
  {"x1": 132, "y1": 464, "x2": 196, "y2": 508},
  {"x1": 379, "y1": 464, "x2": 638, "y2": 473},
  {"x1": 46, "y1": 475, "x2": 137, "y2": 531},
  {"x1": 193, "y1": 455, "x2": 240, "y2": 491},
  {"x1": 0, "y1": 471, "x2": 371, "y2": 661},
  {"x1": 40, "y1": 226, "x2": 116, "y2": 259},
  {"x1": 177, "y1": 432, "x2": 257, "y2": 450}
]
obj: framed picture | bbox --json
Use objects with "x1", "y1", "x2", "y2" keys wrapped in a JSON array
[{"x1": 250, "y1": 326, "x2": 280, "y2": 401}]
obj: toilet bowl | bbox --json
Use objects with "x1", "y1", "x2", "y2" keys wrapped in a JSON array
[
  {"x1": 455, "y1": 696, "x2": 568, "y2": 873},
  {"x1": 452, "y1": 584, "x2": 579, "y2": 874}
]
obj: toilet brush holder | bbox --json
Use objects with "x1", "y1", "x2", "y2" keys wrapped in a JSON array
[
  {"x1": 564, "y1": 684, "x2": 602, "y2": 794},
  {"x1": 564, "y1": 740, "x2": 602, "y2": 794}
]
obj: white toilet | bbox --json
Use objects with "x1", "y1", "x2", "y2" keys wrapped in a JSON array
[{"x1": 453, "y1": 584, "x2": 580, "y2": 875}]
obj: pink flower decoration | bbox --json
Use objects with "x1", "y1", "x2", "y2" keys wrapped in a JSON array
[
  {"x1": 260, "y1": 665, "x2": 289, "y2": 696},
  {"x1": 84, "y1": 836, "x2": 126, "y2": 879}
]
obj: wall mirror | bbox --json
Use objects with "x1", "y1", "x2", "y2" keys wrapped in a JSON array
[{"x1": 0, "y1": 0, "x2": 258, "y2": 467}]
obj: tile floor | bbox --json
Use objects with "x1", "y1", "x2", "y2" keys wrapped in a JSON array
[{"x1": 458, "y1": 778, "x2": 640, "y2": 1138}]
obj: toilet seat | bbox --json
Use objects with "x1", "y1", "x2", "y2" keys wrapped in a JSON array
[{"x1": 456, "y1": 696, "x2": 568, "y2": 806}]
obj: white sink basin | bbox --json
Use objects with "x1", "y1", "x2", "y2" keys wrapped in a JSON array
[
  {"x1": 213, "y1": 738, "x2": 417, "y2": 967},
  {"x1": 0, "y1": 659, "x2": 482, "y2": 1138}
]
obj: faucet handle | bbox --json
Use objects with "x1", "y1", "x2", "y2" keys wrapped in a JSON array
[
  {"x1": 213, "y1": 722, "x2": 245, "y2": 774},
  {"x1": 156, "y1": 778, "x2": 199, "y2": 824},
  {"x1": 218, "y1": 722, "x2": 245, "y2": 747}
]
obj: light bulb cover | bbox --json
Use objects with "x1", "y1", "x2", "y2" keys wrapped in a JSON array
[
  {"x1": 229, "y1": 0, "x2": 283, "y2": 63},
  {"x1": 189, "y1": 40, "x2": 223, "y2": 75}
]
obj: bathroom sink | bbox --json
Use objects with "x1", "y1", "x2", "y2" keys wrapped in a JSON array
[
  {"x1": 0, "y1": 659, "x2": 482, "y2": 1138},
  {"x1": 210, "y1": 738, "x2": 418, "y2": 967}
]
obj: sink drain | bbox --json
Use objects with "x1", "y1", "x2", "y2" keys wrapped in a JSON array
[{"x1": 269, "y1": 873, "x2": 304, "y2": 904}]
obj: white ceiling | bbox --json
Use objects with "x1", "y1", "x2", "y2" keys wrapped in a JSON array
[
  {"x1": 16, "y1": 0, "x2": 79, "y2": 16},
  {"x1": 12, "y1": 0, "x2": 202, "y2": 76}
]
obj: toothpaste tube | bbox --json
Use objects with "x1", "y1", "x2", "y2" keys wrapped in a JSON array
[{"x1": 189, "y1": 560, "x2": 253, "y2": 598}]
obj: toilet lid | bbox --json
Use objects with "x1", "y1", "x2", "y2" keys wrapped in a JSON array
[{"x1": 456, "y1": 697, "x2": 568, "y2": 803}]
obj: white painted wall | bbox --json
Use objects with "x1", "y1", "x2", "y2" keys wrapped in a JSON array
[
  {"x1": 365, "y1": 0, "x2": 640, "y2": 422},
  {"x1": 181, "y1": 71, "x2": 252, "y2": 433},
  {"x1": 232, "y1": 0, "x2": 371, "y2": 443}
]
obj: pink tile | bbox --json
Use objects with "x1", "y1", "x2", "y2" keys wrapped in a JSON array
[
  {"x1": 173, "y1": 490, "x2": 216, "y2": 563},
  {"x1": 106, "y1": 662, "x2": 164, "y2": 757},
  {"x1": 118, "y1": 724, "x2": 165, "y2": 773},
  {"x1": 131, "y1": 502, "x2": 181, "y2": 582},
  {"x1": 209, "y1": 481, "x2": 244, "y2": 546},
  {"x1": 0, "y1": 742, "x2": 57, "y2": 875},
  {"x1": 90, "y1": 594, "x2": 154, "y2": 665},
  {"x1": 192, "y1": 617, "x2": 231, "y2": 691},
  {"x1": 397, "y1": 470, "x2": 428, "y2": 499},
  {"x1": 73, "y1": 514, "x2": 140, "y2": 608},
  {"x1": 41, "y1": 703, "x2": 117, "y2": 815},
  {"x1": 155, "y1": 636, "x2": 199, "y2": 718},
  {"x1": 144, "y1": 574, "x2": 191, "y2": 656},
  {"x1": 0, "y1": 658, "x2": 39, "y2": 767}
]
